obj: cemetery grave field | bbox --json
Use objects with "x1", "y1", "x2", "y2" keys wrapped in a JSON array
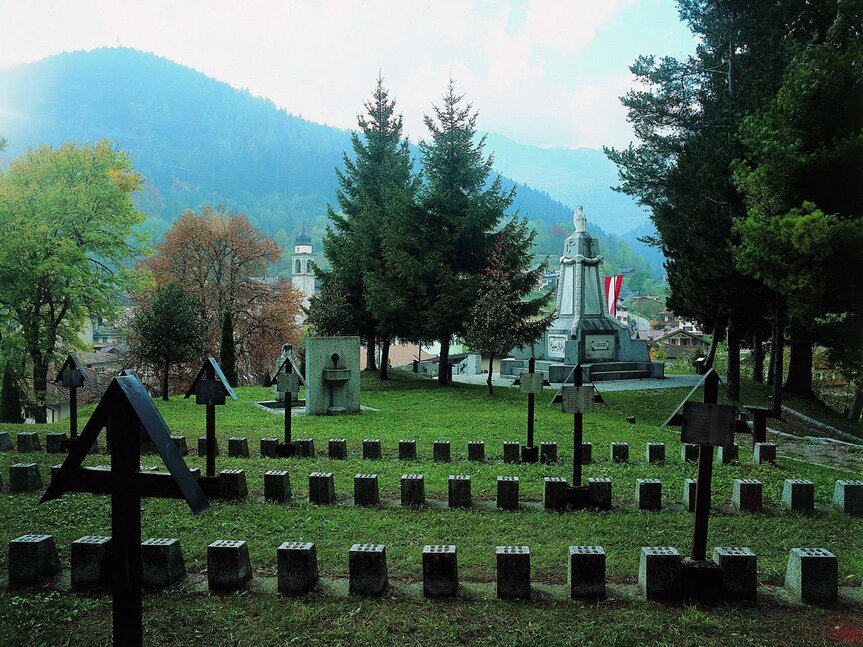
[{"x1": 1, "y1": 370, "x2": 861, "y2": 646}]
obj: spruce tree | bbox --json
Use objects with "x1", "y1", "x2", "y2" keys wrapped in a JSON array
[
  {"x1": 219, "y1": 308, "x2": 238, "y2": 387},
  {"x1": 0, "y1": 364, "x2": 24, "y2": 423}
]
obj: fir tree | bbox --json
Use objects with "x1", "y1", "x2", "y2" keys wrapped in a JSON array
[
  {"x1": 219, "y1": 308, "x2": 238, "y2": 387},
  {"x1": 0, "y1": 364, "x2": 24, "y2": 423}
]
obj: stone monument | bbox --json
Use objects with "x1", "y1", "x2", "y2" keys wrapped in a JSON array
[
  {"x1": 503, "y1": 206, "x2": 662, "y2": 383},
  {"x1": 305, "y1": 336, "x2": 361, "y2": 415}
]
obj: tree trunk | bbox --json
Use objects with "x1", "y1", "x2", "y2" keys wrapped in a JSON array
[
  {"x1": 752, "y1": 334, "x2": 764, "y2": 383},
  {"x1": 365, "y1": 332, "x2": 377, "y2": 371},
  {"x1": 705, "y1": 322, "x2": 723, "y2": 370},
  {"x1": 30, "y1": 355, "x2": 49, "y2": 424},
  {"x1": 771, "y1": 297, "x2": 784, "y2": 414},
  {"x1": 438, "y1": 335, "x2": 451, "y2": 385},
  {"x1": 379, "y1": 338, "x2": 390, "y2": 380},
  {"x1": 784, "y1": 332, "x2": 814, "y2": 397},
  {"x1": 726, "y1": 316, "x2": 740, "y2": 403},
  {"x1": 487, "y1": 352, "x2": 495, "y2": 396},
  {"x1": 162, "y1": 362, "x2": 170, "y2": 401},
  {"x1": 849, "y1": 384, "x2": 863, "y2": 423}
]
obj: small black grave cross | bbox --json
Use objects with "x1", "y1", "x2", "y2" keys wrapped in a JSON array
[
  {"x1": 52, "y1": 354, "x2": 95, "y2": 444},
  {"x1": 560, "y1": 363, "x2": 596, "y2": 489},
  {"x1": 270, "y1": 353, "x2": 305, "y2": 456},
  {"x1": 184, "y1": 357, "x2": 237, "y2": 489},
  {"x1": 42, "y1": 375, "x2": 208, "y2": 647},
  {"x1": 518, "y1": 356, "x2": 545, "y2": 463}
]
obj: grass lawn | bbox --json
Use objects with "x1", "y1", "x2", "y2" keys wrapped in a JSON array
[{"x1": 1, "y1": 370, "x2": 861, "y2": 646}]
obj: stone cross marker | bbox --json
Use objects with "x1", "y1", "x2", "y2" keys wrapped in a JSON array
[
  {"x1": 42, "y1": 375, "x2": 208, "y2": 647},
  {"x1": 53, "y1": 354, "x2": 95, "y2": 445}
]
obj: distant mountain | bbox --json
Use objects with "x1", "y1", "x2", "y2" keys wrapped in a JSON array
[{"x1": 0, "y1": 47, "x2": 660, "y2": 280}]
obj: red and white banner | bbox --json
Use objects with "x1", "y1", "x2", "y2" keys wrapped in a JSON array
[{"x1": 605, "y1": 275, "x2": 623, "y2": 315}]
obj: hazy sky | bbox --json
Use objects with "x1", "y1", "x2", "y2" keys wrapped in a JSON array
[{"x1": 0, "y1": 0, "x2": 695, "y2": 150}]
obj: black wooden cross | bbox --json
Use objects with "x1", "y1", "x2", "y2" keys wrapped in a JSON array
[
  {"x1": 53, "y1": 354, "x2": 95, "y2": 443},
  {"x1": 42, "y1": 375, "x2": 208, "y2": 647},
  {"x1": 271, "y1": 354, "x2": 305, "y2": 456},
  {"x1": 184, "y1": 357, "x2": 237, "y2": 490},
  {"x1": 518, "y1": 356, "x2": 543, "y2": 463}
]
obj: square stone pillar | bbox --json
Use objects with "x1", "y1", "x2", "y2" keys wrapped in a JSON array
[
  {"x1": 785, "y1": 548, "x2": 838, "y2": 603},
  {"x1": 349, "y1": 544, "x2": 388, "y2": 595},
  {"x1": 588, "y1": 477, "x2": 612, "y2": 510},
  {"x1": 502, "y1": 441, "x2": 520, "y2": 464},
  {"x1": 543, "y1": 477, "x2": 569, "y2": 511},
  {"x1": 309, "y1": 472, "x2": 336, "y2": 505},
  {"x1": 423, "y1": 545, "x2": 458, "y2": 597},
  {"x1": 141, "y1": 538, "x2": 186, "y2": 587},
  {"x1": 833, "y1": 480, "x2": 863, "y2": 516},
  {"x1": 219, "y1": 469, "x2": 248, "y2": 500},
  {"x1": 638, "y1": 547, "x2": 682, "y2": 601},
  {"x1": 782, "y1": 479, "x2": 815, "y2": 513},
  {"x1": 645, "y1": 442, "x2": 665, "y2": 464},
  {"x1": 683, "y1": 479, "x2": 697, "y2": 512},
  {"x1": 433, "y1": 440, "x2": 451, "y2": 462},
  {"x1": 568, "y1": 546, "x2": 606, "y2": 599},
  {"x1": 71, "y1": 535, "x2": 112, "y2": 589},
  {"x1": 497, "y1": 476, "x2": 519, "y2": 510},
  {"x1": 329, "y1": 438, "x2": 348, "y2": 459},
  {"x1": 228, "y1": 437, "x2": 249, "y2": 458},
  {"x1": 8, "y1": 534, "x2": 60, "y2": 586},
  {"x1": 362, "y1": 439, "x2": 382, "y2": 460},
  {"x1": 611, "y1": 442, "x2": 629, "y2": 463},
  {"x1": 496, "y1": 546, "x2": 530, "y2": 599},
  {"x1": 713, "y1": 547, "x2": 757, "y2": 601},
  {"x1": 400, "y1": 474, "x2": 425, "y2": 507},
  {"x1": 207, "y1": 540, "x2": 252, "y2": 591},
  {"x1": 264, "y1": 470, "x2": 292, "y2": 502},
  {"x1": 398, "y1": 440, "x2": 417, "y2": 460},
  {"x1": 636, "y1": 479, "x2": 662, "y2": 511},
  {"x1": 540, "y1": 442, "x2": 558, "y2": 464},
  {"x1": 467, "y1": 441, "x2": 485, "y2": 462},
  {"x1": 732, "y1": 479, "x2": 762, "y2": 513},
  {"x1": 259, "y1": 438, "x2": 278, "y2": 458},
  {"x1": 753, "y1": 442, "x2": 777, "y2": 464},
  {"x1": 277, "y1": 541, "x2": 318, "y2": 594},
  {"x1": 354, "y1": 473, "x2": 380, "y2": 506},
  {"x1": 448, "y1": 475, "x2": 471, "y2": 508}
]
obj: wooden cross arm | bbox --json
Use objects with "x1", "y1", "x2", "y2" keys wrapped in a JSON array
[{"x1": 43, "y1": 466, "x2": 201, "y2": 501}]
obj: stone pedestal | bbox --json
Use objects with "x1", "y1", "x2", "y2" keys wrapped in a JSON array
[
  {"x1": 399, "y1": 440, "x2": 417, "y2": 460},
  {"x1": 363, "y1": 439, "x2": 381, "y2": 460},
  {"x1": 0, "y1": 431, "x2": 12, "y2": 451},
  {"x1": 354, "y1": 473, "x2": 380, "y2": 506},
  {"x1": 141, "y1": 538, "x2": 186, "y2": 587},
  {"x1": 264, "y1": 470, "x2": 292, "y2": 502},
  {"x1": 260, "y1": 438, "x2": 278, "y2": 458},
  {"x1": 636, "y1": 479, "x2": 662, "y2": 511},
  {"x1": 681, "y1": 557, "x2": 723, "y2": 601},
  {"x1": 9, "y1": 463, "x2": 42, "y2": 492},
  {"x1": 71, "y1": 536, "x2": 112, "y2": 589},
  {"x1": 645, "y1": 442, "x2": 665, "y2": 464},
  {"x1": 568, "y1": 546, "x2": 606, "y2": 599},
  {"x1": 448, "y1": 475, "x2": 471, "y2": 508},
  {"x1": 681, "y1": 443, "x2": 699, "y2": 463},
  {"x1": 782, "y1": 479, "x2": 815, "y2": 513},
  {"x1": 400, "y1": 474, "x2": 425, "y2": 507},
  {"x1": 638, "y1": 547, "x2": 682, "y2": 601},
  {"x1": 45, "y1": 432, "x2": 67, "y2": 454},
  {"x1": 502, "y1": 442, "x2": 520, "y2": 464},
  {"x1": 543, "y1": 476, "x2": 569, "y2": 511},
  {"x1": 198, "y1": 436, "x2": 219, "y2": 457},
  {"x1": 580, "y1": 442, "x2": 593, "y2": 464},
  {"x1": 295, "y1": 438, "x2": 316, "y2": 457},
  {"x1": 433, "y1": 440, "x2": 451, "y2": 462},
  {"x1": 207, "y1": 540, "x2": 252, "y2": 591},
  {"x1": 16, "y1": 432, "x2": 41, "y2": 453},
  {"x1": 833, "y1": 480, "x2": 863, "y2": 516},
  {"x1": 732, "y1": 479, "x2": 763, "y2": 513},
  {"x1": 423, "y1": 545, "x2": 458, "y2": 597},
  {"x1": 309, "y1": 472, "x2": 336, "y2": 504},
  {"x1": 219, "y1": 469, "x2": 248, "y2": 500},
  {"x1": 329, "y1": 438, "x2": 348, "y2": 459},
  {"x1": 228, "y1": 437, "x2": 249, "y2": 458},
  {"x1": 277, "y1": 541, "x2": 318, "y2": 594},
  {"x1": 496, "y1": 546, "x2": 530, "y2": 599},
  {"x1": 713, "y1": 547, "x2": 757, "y2": 601},
  {"x1": 588, "y1": 477, "x2": 612, "y2": 510},
  {"x1": 718, "y1": 443, "x2": 738, "y2": 464},
  {"x1": 467, "y1": 441, "x2": 485, "y2": 462},
  {"x1": 753, "y1": 442, "x2": 777, "y2": 464},
  {"x1": 683, "y1": 479, "x2": 697, "y2": 512},
  {"x1": 349, "y1": 544, "x2": 388, "y2": 595},
  {"x1": 8, "y1": 534, "x2": 60, "y2": 586},
  {"x1": 611, "y1": 442, "x2": 629, "y2": 463},
  {"x1": 497, "y1": 476, "x2": 519, "y2": 510},
  {"x1": 170, "y1": 435, "x2": 188, "y2": 456},
  {"x1": 540, "y1": 441, "x2": 558, "y2": 464},
  {"x1": 785, "y1": 548, "x2": 838, "y2": 603}
]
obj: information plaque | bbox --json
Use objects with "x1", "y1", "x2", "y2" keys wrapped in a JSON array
[
  {"x1": 680, "y1": 402, "x2": 736, "y2": 447},
  {"x1": 519, "y1": 372, "x2": 544, "y2": 395},
  {"x1": 561, "y1": 385, "x2": 595, "y2": 414}
]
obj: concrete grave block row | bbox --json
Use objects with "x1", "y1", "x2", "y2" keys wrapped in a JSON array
[
  {"x1": 9, "y1": 463, "x2": 42, "y2": 492},
  {"x1": 16, "y1": 432, "x2": 41, "y2": 453},
  {"x1": 354, "y1": 473, "x2": 379, "y2": 506},
  {"x1": 610, "y1": 442, "x2": 629, "y2": 463},
  {"x1": 45, "y1": 432, "x2": 67, "y2": 454},
  {"x1": 753, "y1": 442, "x2": 777, "y2": 464},
  {"x1": 329, "y1": 438, "x2": 347, "y2": 459},
  {"x1": 260, "y1": 438, "x2": 278, "y2": 458},
  {"x1": 645, "y1": 442, "x2": 665, "y2": 464},
  {"x1": 264, "y1": 470, "x2": 292, "y2": 502},
  {"x1": 362, "y1": 439, "x2": 382, "y2": 460},
  {"x1": 0, "y1": 431, "x2": 13, "y2": 451},
  {"x1": 834, "y1": 480, "x2": 863, "y2": 516},
  {"x1": 197, "y1": 436, "x2": 219, "y2": 457},
  {"x1": 636, "y1": 479, "x2": 662, "y2": 511}
]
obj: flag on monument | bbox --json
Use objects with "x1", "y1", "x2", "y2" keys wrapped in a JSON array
[{"x1": 605, "y1": 275, "x2": 623, "y2": 316}]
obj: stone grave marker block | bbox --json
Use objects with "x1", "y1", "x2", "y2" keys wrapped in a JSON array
[
  {"x1": 349, "y1": 544, "x2": 388, "y2": 595},
  {"x1": 502, "y1": 441, "x2": 520, "y2": 464},
  {"x1": 71, "y1": 535, "x2": 112, "y2": 589},
  {"x1": 713, "y1": 547, "x2": 757, "y2": 601},
  {"x1": 782, "y1": 479, "x2": 815, "y2": 513},
  {"x1": 580, "y1": 442, "x2": 593, "y2": 464},
  {"x1": 568, "y1": 546, "x2": 606, "y2": 599},
  {"x1": 295, "y1": 438, "x2": 316, "y2": 458},
  {"x1": 16, "y1": 432, "x2": 41, "y2": 453},
  {"x1": 732, "y1": 479, "x2": 763, "y2": 513},
  {"x1": 329, "y1": 438, "x2": 348, "y2": 460},
  {"x1": 141, "y1": 538, "x2": 186, "y2": 587},
  {"x1": 433, "y1": 440, "x2": 451, "y2": 462},
  {"x1": 645, "y1": 442, "x2": 666, "y2": 464},
  {"x1": 681, "y1": 557, "x2": 723, "y2": 601},
  {"x1": 9, "y1": 463, "x2": 42, "y2": 492},
  {"x1": 638, "y1": 547, "x2": 682, "y2": 601},
  {"x1": 219, "y1": 469, "x2": 248, "y2": 500},
  {"x1": 362, "y1": 439, "x2": 382, "y2": 460},
  {"x1": 170, "y1": 435, "x2": 188, "y2": 456},
  {"x1": 354, "y1": 473, "x2": 380, "y2": 506},
  {"x1": 259, "y1": 438, "x2": 278, "y2": 458},
  {"x1": 0, "y1": 431, "x2": 12, "y2": 451},
  {"x1": 398, "y1": 440, "x2": 417, "y2": 460},
  {"x1": 610, "y1": 442, "x2": 629, "y2": 463},
  {"x1": 497, "y1": 476, "x2": 519, "y2": 510},
  {"x1": 467, "y1": 441, "x2": 485, "y2": 462},
  {"x1": 400, "y1": 474, "x2": 425, "y2": 507},
  {"x1": 785, "y1": 547, "x2": 838, "y2": 603},
  {"x1": 46, "y1": 432, "x2": 67, "y2": 454},
  {"x1": 636, "y1": 479, "x2": 662, "y2": 511},
  {"x1": 718, "y1": 443, "x2": 738, "y2": 464},
  {"x1": 833, "y1": 480, "x2": 863, "y2": 516},
  {"x1": 753, "y1": 442, "x2": 777, "y2": 465},
  {"x1": 588, "y1": 477, "x2": 612, "y2": 510},
  {"x1": 264, "y1": 470, "x2": 292, "y2": 502},
  {"x1": 448, "y1": 475, "x2": 471, "y2": 508},
  {"x1": 277, "y1": 541, "x2": 318, "y2": 594},
  {"x1": 207, "y1": 539, "x2": 252, "y2": 591},
  {"x1": 308, "y1": 472, "x2": 336, "y2": 505},
  {"x1": 543, "y1": 476, "x2": 569, "y2": 511},
  {"x1": 228, "y1": 437, "x2": 249, "y2": 458},
  {"x1": 423, "y1": 545, "x2": 458, "y2": 597},
  {"x1": 683, "y1": 479, "x2": 697, "y2": 512},
  {"x1": 197, "y1": 436, "x2": 219, "y2": 457},
  {"x1": 496, "y1": 546, "x2": 531, "y2": 599},
  {"x1": 681, "y1": 443, "x2": 699, "y2": 463},
  {"x1": 8, "y1": 534, "x2": 60, "y2": 586},
  {"x1": 540, "y1": 441, "x2": 558, "y2": 464}
]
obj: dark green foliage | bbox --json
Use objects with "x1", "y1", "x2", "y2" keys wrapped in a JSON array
[
  {"x1": 306, "y1": 274, "x2": 358, "y2": 337},
  {"x1": 219, "y1": 308, "x2": 238, "y2": 387},
  {"x1": 0, "y1": 363, "x2": 24, "y2": 423},
  {"x1": 129, "y1": 282, "x2": 205, "y2": 400}
]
